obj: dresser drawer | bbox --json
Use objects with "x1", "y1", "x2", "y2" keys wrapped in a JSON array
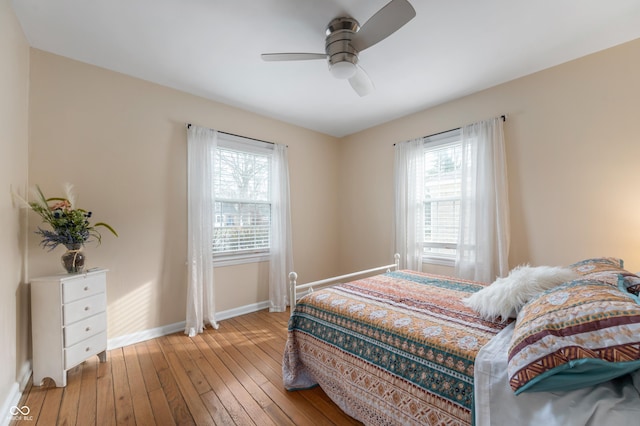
[
  {"x1": 65, "y1": 330, "x2": 107, "y2": 369},
  {"x1": 63, "y1": 293, "x2": 106, "y2": 325},
  {"x1": 63, "y1": 273, "x2": 106, "y2": 304},
  {"x1": 64, "y1": 311, "x2": 106, "y2": 347}
]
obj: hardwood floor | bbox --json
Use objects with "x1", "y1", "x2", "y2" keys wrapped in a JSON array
[{"x1": 11, "y1": 309, "x2": 362, "y2": 425}]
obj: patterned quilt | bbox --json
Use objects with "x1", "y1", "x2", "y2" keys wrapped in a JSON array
[{"x1": 283, "y1": 270, "x2": 510, "y2": 425}]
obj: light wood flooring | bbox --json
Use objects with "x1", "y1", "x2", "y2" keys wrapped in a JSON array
[{"x1": 11, "y1": 309, "x2": 362, "y2": 425}]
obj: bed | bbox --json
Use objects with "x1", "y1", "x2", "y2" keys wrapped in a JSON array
[{"x1": 283, "y1": 256, "x2": 640, "y2": 425}]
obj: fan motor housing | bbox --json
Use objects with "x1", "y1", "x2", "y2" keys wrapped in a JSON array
[{"x1": 325, "y1": 17, "x2": 360, "y2": 70}]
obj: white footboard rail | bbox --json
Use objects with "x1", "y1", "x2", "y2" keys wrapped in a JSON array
[{"x1": 288, "y1": 253, "x2": 400, "y2": 315}]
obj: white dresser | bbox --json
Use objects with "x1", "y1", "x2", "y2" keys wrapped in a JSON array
[{"x1": 31, "y1": 268, "x2": 108, "y2": 387}]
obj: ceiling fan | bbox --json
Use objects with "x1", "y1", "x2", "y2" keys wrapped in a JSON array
[{"x1": 261, "y1": 0, "x2": 416, "y2": 97}]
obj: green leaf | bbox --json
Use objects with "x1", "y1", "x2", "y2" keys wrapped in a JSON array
[{"x1": 94, "y1": 222, "x2": 118, "y2": 237}]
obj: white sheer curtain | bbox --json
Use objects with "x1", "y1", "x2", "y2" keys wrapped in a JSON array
[
  {"x1": 393, "y1": 138, "x2": 425, "y2": 270},
  {"x1": 455, "y1": 117, "x2": 510, "y2": 282},
  {"x1": 185, "y1": 125, "x2": 219, "y2": 336},
  {"x1": 269, "y1": 144, "x2": 294, "y2": 312}
]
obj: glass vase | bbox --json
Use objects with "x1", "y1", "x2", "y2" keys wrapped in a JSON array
[{"x1": 61, "y1": 244, "x2": 85, "y2": 273}]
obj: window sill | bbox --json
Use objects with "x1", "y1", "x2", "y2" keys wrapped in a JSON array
[
  {"x1": 213, "y1": 252, "x2": 270, "y2": 267},
  {"x1": 422, "y1": 257, "x2": 455, "y2": 267}
]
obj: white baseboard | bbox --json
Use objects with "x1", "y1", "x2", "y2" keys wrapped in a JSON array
[
  {"x1": 1, "y1": 382, "x2": 22, "y2": 426},
  {"x1": 0, "y1": 360, "x2": 34, "y2": 426},
  {"x1": 215, "y1": 300, "x2": 270, "y2": 321},
  {"x1": 107, "y1": 321, "x2": 186, "y2": 350},
  {"x1": 107, "y1": 300, "x2": 270, "y2": 350},
  {"x1": 17, "y1": 361, "x2": 31, "y2": 391}
]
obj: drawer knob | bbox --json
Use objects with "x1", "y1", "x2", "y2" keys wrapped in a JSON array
[
  {"x1": 84, "y1": 286, "x2": 89, "y2": 291},
  {"x1": 85, "y1": 326, "x2": 91, "y2": 332},
  {"x1": 84, "y1": 306, "x2": 90, "y2": 311},
  {"x1": 85, "y1": 347, "x2": 91, "y2": 352}
]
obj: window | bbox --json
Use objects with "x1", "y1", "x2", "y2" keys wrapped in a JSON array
[
  {"x1": 422, "y1": 129, "x2": 462, "y2": 263},
  {"x1": 213, "y1": 135, "x2": 272, "y2": 263}
]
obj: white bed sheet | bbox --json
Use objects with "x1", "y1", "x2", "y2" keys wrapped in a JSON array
[{"x1": 474, "y1": 323, "x2": 640, "y2": 426}]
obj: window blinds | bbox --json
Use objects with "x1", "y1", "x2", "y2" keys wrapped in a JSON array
[
  {"x1": 213, "y1": 146, "x2": 271, "y2": 254},
  {"x1": 423, "y1": 130, "x2": 462, "y2": 258}
]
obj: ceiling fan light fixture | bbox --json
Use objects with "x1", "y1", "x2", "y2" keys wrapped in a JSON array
[
  {"x1": 260, "y1": 0, "x2": 416, "y2": 95},
  {"x1": 330, "y1": 61, "x2": 357, "y2": 79}
]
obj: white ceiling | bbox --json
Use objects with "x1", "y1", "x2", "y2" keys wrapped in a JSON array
[{"x1": 12, "y1": 0, "x2": 640, "y2": 137}]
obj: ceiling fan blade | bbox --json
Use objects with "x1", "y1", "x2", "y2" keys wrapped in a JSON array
[
  {"x1": 261, "y1": 53, "x2": 327, "y2": 62},
  {"x1": 348, "y1": 65, "x2": 375, "y2": 97},
  {"x1": 351, "y1": 0, "x2": 416, "y2": 52}
]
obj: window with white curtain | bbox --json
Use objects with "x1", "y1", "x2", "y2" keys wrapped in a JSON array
[
  {"x1": 396, "y1": 117, "x2": 508, "y2": 278},
  {"x1": 213, "y1": 134, "x2": 272, "y2": 264},
  {"x1": 423, "y1": 129, "x2": 462, "y2": 263}
]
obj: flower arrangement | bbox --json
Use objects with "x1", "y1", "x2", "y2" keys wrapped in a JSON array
[{"x1": 27, "y1": 184, "x2": 118, "y2": 250}]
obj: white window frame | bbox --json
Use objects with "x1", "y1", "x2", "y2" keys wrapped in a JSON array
[
  {"x1": 213, "y1": 134, "x2": 273, "y2": 267},
  {"x1": 422, "y1": 129, "x2": 462, "y2": 266}
]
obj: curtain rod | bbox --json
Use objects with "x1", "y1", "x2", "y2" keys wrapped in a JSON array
[
  {"x1": 185, "y1": 123, "x2": 281, "y2": 147},
  {"x1": 393, "y1": 115, "x2": 507, "y2": 146}
]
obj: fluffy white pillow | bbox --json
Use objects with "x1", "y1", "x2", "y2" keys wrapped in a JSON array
[{"x1": 463, "y1": 265, "x2": 579, "y2": 321}]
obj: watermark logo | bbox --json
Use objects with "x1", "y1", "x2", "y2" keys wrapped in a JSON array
[
  {"x1": 10, "y1": 406, "x2": 30, "y2": 416},
  {"x1": 8, "y1": 405, "x2": 33, "y2": 421}
]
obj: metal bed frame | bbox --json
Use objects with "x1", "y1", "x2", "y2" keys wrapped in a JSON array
[{"x1": 288, "y1": 253, "x2": 401, "y2": 314}]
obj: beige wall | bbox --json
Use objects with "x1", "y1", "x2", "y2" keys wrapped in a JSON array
[
  {"x1": 27, "y1": 50, "x2": 341, "y2": 339},
  {"x1": 339, "y1": 37, "x2": 640, "y2": 275},
  {"x1": 0, "y1": 0, "x2": 30, "y2": 413}
]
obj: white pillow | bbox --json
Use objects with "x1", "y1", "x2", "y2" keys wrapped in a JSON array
[{"x1": 463, "y1": 265, "x2": 579, "y2": 321}]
